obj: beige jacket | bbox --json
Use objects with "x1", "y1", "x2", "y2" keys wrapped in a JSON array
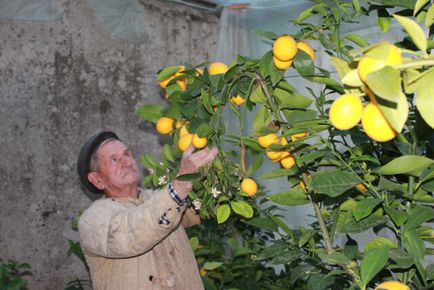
[{"x1": 78, "y1": 187, "x2": 204, "y2": 290}]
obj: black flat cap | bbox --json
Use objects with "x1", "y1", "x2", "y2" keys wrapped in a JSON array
[{"x1": 77, "y1": 131, "x2": 120, "y2": 194}]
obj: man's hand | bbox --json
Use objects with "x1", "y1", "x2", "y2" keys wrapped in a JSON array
[{"x1": 172, "y1": 145, "x2": 218, "y2": 199}]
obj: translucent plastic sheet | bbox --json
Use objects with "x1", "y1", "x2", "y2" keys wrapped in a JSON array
[
  {"x1": 0, "y1": 0, "x2": 148, "y2": 43},
  {"x1": 87, "y1": 0, "x2": 148, "y2": 43},
  {"x1": 0, "y1": 0, "x2": 62, "y2": 21}
]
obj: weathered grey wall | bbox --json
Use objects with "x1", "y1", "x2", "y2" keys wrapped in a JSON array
[{"x1": 0, "y1": 0, "x2": 219, "y2": 289}]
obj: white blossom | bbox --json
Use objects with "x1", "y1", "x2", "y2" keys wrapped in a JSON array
[
  {"x1": 158, "y1": 175, "x2": 168, "y2": 186},
  {"x1": 147, "y1": 168, "x2": 154, "y2": 175},
  {"x1": 192, "y1": 199, "x2": 202, "y2": 210},
  {"x1": 211, "y1": 187, "x2": 221, "y2": 198},
  {"x1": 159, "y1": 162, "x2": 164, "y2": 166}
]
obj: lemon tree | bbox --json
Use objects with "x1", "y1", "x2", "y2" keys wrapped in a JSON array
[{"x1": 137, "y1": 1, "x2": 434, "y2": 289}]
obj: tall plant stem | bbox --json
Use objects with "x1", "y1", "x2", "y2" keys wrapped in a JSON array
[
  {"x1": 311, "y1": 199, "x2": 334, "y2": 255},
  {"x1": 255, "y1": 74, "x2": 286, "y2": 123},
  {"x1": 304, "y1": 174, "x2": 333, "y2": 255},
  {"x1": 240, "y1": 105, "x2": 247, "y2": 178}
]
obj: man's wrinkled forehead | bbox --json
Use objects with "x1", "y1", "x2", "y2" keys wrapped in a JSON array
[{"x1": 96, "y1": 139, "x2": 129, "y2": 157}]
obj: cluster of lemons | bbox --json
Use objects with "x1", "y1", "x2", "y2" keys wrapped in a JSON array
[
  {"x1": 258, "y1": 133, "x2": 295, "y2": 168},
  {"x1": 158, "y1": 66, "x2": 188, "y2": 95},
  {"x1": 329, "y1": 44, "x2": 401, "y2": 142},
  {"x1": 272, "y1": 35, "x2": 315, "y2": 70},
  {"x1": 155, "y1": 117, "x2": 207, "y2": 151}
]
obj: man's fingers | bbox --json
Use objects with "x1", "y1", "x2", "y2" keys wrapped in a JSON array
[
  {"x1": 192, "y1": 147, "x2": 218, "y2": 166},
  {"x1": 182, "y1": 144, "x2": 195, "y2": 157}
]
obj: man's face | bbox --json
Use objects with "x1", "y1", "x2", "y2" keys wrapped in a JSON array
[{"x1": 90, "y1": 140, "x2": 140, "y2": 194}]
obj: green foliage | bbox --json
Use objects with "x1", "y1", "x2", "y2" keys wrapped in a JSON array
[{"x1": 0, "y1": 260, "x2": 31, "y2": 290}]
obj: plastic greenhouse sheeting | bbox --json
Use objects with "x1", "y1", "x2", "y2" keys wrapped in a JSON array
[
  {"x1": 0, "y1": 0, "x2": 62, "y2": 21},
  {"x1": 0, "y1": 0, "x2": 148, "y2": 43}
]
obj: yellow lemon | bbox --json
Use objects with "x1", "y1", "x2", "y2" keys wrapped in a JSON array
[
  {"x1": 258, "y1": 133, "x2": 278, "y2": 148},
  {"x1": 176, "y1": 80, "x2": 187, "y2": 92},
  {"x1": 192, "y1": 134, "x2": 208, "y2": 149},
  {"x1": 179, "y1": 125, "x2": 189, "y2": 137},
  {"x1": 280, "y1": 150, "x2": 290, "y2": 159},
  {"x1": 355, "y1": 183, "x2": 368, "y2": 193},
  {"x1": 241, "y1": 178, "x2": 258, "y2": 196},
  {"x1": 358, "y1": 57, "x2": 386, "y2": 82},
  {"x1": 175, "y1": 120, "x2": 184, "y2": 129},
  {"x1": 290, "y1": 132, "x2": 307, "y2": 141},
  {"x1": 266, "y1": 150, "x2": 282, "y2": 162},
  {"x1": 273, "y1": 35, "x2": 298, "y2": 61},
  {"x1": 273, "y1": 56, "x2": 293, "y2": 70},
  {"x1": 329, "y1": 94, "x2": 363, "y2": 130},
  {"x1": 156, "y1": 117, "x2": 174, "y2": 134},
  {"x1": 208, "y1": 62, "x2": 229, "y2": 75},
  {"x1": 361, "y1": 102, "x2": 397, "y2": 142},
  {"x1": 178, "y1": 133, "x2": 193, "y2": 152},
  {"x1": 230, "y1": 95, "x2": 246, "y2": 105},
  {"x1": 297, "y1": 41, "x2": 315, "y2": 60},
  {"x1": 374, "y1": 281, "x2": 409, "y2": 290},
  {"x1": 280, "y1": 155, "x2": 296, "y2": 169},
  {"x1": 199, "y1": 268, "x2": 207, "y2": 277}
]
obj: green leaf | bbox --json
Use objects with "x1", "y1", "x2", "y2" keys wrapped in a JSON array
[
  {"x1": 253, "y1": 29, "x2": 278, "y2": 40},
  {"x1": 310, "y1": 170, "x2": 362, "y2": 197},
  {"x1": 393, "y1": 14, "x2": 427, "y2": 51},
  {"x1": 268, "y1": 187, "x2": 309, "y2": 206},
  {"x1": 141, "y1": 154, "x2": 157, "y2": 168},
  {"x1": 259, "y1": 168, "x2": 298, "y2": 179},
  {"x1": 203, "y1": 261, "x2": 223, "y2": 270},
  {"x1": 325, "y1": 251, "x2": 351, "y2": 266},
  {"x1": 253, "y1": 106, "x2": 273, "y2": 133},
  {"x1": 378, "y1": 8, "x2": 392, "y2": 32},
  {"x1": 243, "y1": 217, "x2": 278, "y2": 232},
  {"x1": 299, "y1": 229, "x2": 316, "y2": 247},
  {"x1": 216, "y1": 204, "x2": 231, "y2": 224},
  {"x1": 270, "y1": 63, "x2": 285, "y2": 85},
  {"x1": 259, "y1": 51, "x2": 273, "y2": 78},
  {"x1": 338, "y1": 213, "x2": 388, "y2": 233},
  {"x1": 414, "y1": 67, "x2": 434, "y2": 128},
  {"x1": 425, "y1": 4, "x2": 434, "y2": 27},
  {"x1": 162, "y1": 144, "x2": 174, "y2": 162},
  {"x1": 345, "y1": 34, "x2": 369, "y2": 47},
  {"x1": 137, "y1": 104, "x2": 163, "y2": 122},
  {"x1": 414, "y1": 0, "x2": 430, "y2": 16},
  {"x1": 365, "y1": 66, "x2": 401, "y2": 103},
  {"x1": 373, "y1": 155, "x2": 434, "y2": 176},
  {"x1": 360, "y1": 246, "x2": 389, "y2": 286},
  {"x1": 403, "y1": 229, "x2": 425, "y2": 261},
  {"x1": 389, "y1": 248, "x2": 415, "y2": 268},
  {"x1": 342, "y1": 69, "x2": 363, "y2": 87},
  {"x1": 175, "y1": 172, "x2": 202, "y2": 181},
  {"x1": 297, "y1": 150, "x2": 328, "y2": 166},
  {"x1": 384, "y1": 205, "x2": 408, "y2": 226},
  {"x1": 307, "y1": 76, "x2": 345, "y2": 93},
  {"x1": 353, "y1": 198, "x2": 382, "y2": 221},
  {"x1": 405, "y1": 205, "x2": 434, "y2": 231},
  {"x1": 230, "y1": 200, "x2": 254, "y2": 219},
  {"x1": 376, "y1": 91, "x2": 409, "y2": 133},
  {"x1": 189, "y1": 236, "x2": 199, "y2": 251},
  {"x1": 294, "y1": 6, "x2": 315, "y2": 23},
  {"x1": 364, "y1": 237, "x2": 397, "y2": 252},
  {"x1": 157, "y1": 66, "x2": 181, "y2": 81},
  {"x1": 330, "y1": 57, "x2": 351, "y2": 80},
  {"x1": 294, "y1": 50, "x2": 315, "y2": 77},
  {"x1": 250, "y1": 84, "x2": 266, "y2": 104}
]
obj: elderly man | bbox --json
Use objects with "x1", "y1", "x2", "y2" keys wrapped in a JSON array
[{"x1": 76, "y1": 131, "x2": 218, "y2": 290}]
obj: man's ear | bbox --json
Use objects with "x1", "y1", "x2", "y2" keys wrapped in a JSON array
[{"x1": 87, "y1": 172, "x2": 105, "y2": 190}]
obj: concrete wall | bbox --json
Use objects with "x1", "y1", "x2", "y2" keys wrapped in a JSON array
[{"x1": 0, "y1": 0, "x2": 219, "y2": 288}]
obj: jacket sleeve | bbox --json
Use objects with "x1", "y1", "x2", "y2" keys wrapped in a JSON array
[{"x1": 78, "y1": 187, "x2": 185, "y2": 258}]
